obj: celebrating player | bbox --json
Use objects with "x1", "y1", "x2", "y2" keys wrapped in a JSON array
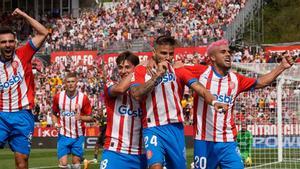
[
  {"x1": 0, "y1": 8, "x2": 48, "y2": 169},
  {"x1": 52, "y1": 72, "x2": 94, "y2": 169},
  {"x1": 185, "y1": 39, "x2": 295, "y2": 169},
  {"x1": 130, "y1": 35, "x2": 227, "y2": 169},
  {"x1": 237, "y1": 122, "x2": 253, "y2": 167},
  {"x1": 99, "y1": 51, "x2": 146, "y2": 169}
]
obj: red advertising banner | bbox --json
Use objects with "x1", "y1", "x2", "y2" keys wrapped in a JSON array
[
  {"x1": 33, "y1": 124, "x2": 300, "y2": 137},
  {"x1": 50, "y1": 51, "x2": 98, "y2": 66},
  {"x1": 264, "y1": 45, "x2": 300, "y2": 62},
  {"x1": 101, "y1": 52, "x2": 153, "y2": 66}
]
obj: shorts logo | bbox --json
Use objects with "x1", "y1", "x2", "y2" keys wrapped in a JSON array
[{"x1": 147, "y1": 150, "x2": 153, "y2": 159}]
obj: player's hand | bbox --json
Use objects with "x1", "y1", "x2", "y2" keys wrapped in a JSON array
[
  {"x1": 156, "y1": 61, "x2": 168, "y2": 77},
  {"x1": 212, "y1": 100, "x2": 229, "y2": 113},
  {"x1": 11, "y1": 8, "x2": 26, "y2": 17},
  {"x1": 245, "y1": 157, "x2": 252, "y2": 166},
  {"x1": 281, "y1": 52, "x2": 295, "y2": 68},
  {"x1": 173, "y1": 61, "x2": 184, "y2": 69},
  {"x1": 75, "y1": 104, "x2": 81, "y2": 121},
  {"x1": 146, "y1": 59, "x2": 158, "y2": 77},
  {"x1": 54, "y1": 123, "x2": 61, "y2": 130}
]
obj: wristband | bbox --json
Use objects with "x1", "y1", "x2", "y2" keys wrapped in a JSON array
[{"x1": 211, "y1": 100, "x2": 217, "y2": 106}]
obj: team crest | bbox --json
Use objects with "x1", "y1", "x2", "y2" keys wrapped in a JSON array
[
  {"x1": 11, "y1": 61, "x2": 19, "y2": 69},
  {"x1": 229, "y1": 81, "x2": 235, "y2": 89},
  {"x1": 147, "y1": 150, "x2": 153, "y2": 159}
]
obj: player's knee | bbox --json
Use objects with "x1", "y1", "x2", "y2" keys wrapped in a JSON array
[
  {"x1": 149, "y1": 163, "x2": 164, "y2": 169},
  {"x1": 71, "y1": 163, "x2": 81, "y2": 169},
  {"x1": 58, "y1": 164, "x2": 69, "y2": 169}
]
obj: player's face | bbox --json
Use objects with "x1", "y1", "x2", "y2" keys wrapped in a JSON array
[
  {"x1": 0, "y1": 33, "x2": 16, "y2": 61},
  {"x1": 65, "y1": 77, "x2": 78, "y2": 93},
  {"x1": 241, "y1": 123, "x2": 247, "y2": 131},
  {"x1": 117, "y1": 60, "x2": 135, "y2": 79},
  {"x1": 154, "y1": 45, "x2": 174, "y2": 63},
  {"x1": 210, "y1": 45, "x2": 231, "y2": 70}
]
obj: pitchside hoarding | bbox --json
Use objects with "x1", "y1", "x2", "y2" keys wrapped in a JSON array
[{"x1": 32, "y1": 124, "x2": 300, "y2": 148}]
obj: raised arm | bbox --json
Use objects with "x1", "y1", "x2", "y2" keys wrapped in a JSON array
[
  {"x1": 109, "y1": 73, "x2": 133, "y2": 97},
  {"x1": 255, "y1": 54, "x2": 295, "y2": 89},
  {"x1": 131, "y1": 61, "x2": 167, "y2": 101},
  {"x1": 12, "y1": 8, "x2": 48, "y2": 48}
]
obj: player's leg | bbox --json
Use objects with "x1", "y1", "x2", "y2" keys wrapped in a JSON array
[
  {"x1": 218, "y1": 142, "x2": 244, "y2": 169},
  {"x1": 194, "y1": 140, "x2": 218, "y2": 169},
  {"x1": 0, "y1": 112, "x2": 10, "y2": 148},
  {"x1": 8, "y1": 110, "x2": 34, "y2": 169},
  {"x1": 143, "y1": 127, "x2": 165, "y2": 169},
  {"x1": 163, "y1": 123, "x2": 186, "y2": 169},
  {"x1": 57, "y1": 135, "x2": 72, "y2": 168},
  {"x1": 71, "y1": 136, "x2": 85, "y2": 163},
  {"x1": 100, "y1": 150, "x2": 145, "y2": 169},
  {"x1": 93, "y1": 135, "x2": 101, "y2": 161}
]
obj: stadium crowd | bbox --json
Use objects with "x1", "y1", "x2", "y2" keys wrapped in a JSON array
[{"x1": 1, "y1": 0, "x2": 247, "y2": 52}]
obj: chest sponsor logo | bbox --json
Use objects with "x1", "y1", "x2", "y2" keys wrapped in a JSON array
[
  {"x1": 118, "y1": 105, "x2": 142, "y2": 117},
  {"x1": 0, "y1": 72, "x2": 23, "y2": 90}
]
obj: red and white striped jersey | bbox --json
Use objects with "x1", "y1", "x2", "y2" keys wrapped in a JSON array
[
  {"x1": 0, "y1": 41, "x2": 38, "y2": 112},
  {"x1": 103, "y1": 82, "x2": 143, "y2": 155},
  {"x1": 187, "y1": 65, "x2": 256, "y2": 142},
  {"x1": 52, "y1": 91, "x2": 92, "y2": 138},
  {"x1": 131, "y1": 64, "x2": 197, "y2": 128}
]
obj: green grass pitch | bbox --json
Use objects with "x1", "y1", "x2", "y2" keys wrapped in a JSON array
[{"x1": 0, "y1": 148, "x2": 300, "y2": 169}]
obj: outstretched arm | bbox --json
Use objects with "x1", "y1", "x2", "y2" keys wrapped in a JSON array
[
  {"x1": 190, "y1": 82, "x2": 228, "y2": 112},
  {"x1": 12, "y1": 8, "x2": 48, "y2": 48},
  {"x1": 256, "y1": 53, "x2": 295, "y2": 89}
]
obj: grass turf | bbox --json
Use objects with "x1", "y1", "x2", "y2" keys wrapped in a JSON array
[{"x1": 0, "y1": 148, "x2": 300, "y2": 169}]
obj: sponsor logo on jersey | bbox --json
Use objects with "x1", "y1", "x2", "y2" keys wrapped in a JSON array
[
  {"x1": 155, "y1": 72, "x2": 176, "y2": 86},
  {"x1": 0, "y1": 72, "x2": 23, "y2": 90},
  {"x1": 61, "y1": 111, "x2": 76, "y2": 117},
  {"x1": 118, "y1": 105, "x2": 142, "y2": 117},
  {"x1": 213, "y1": 94, "x2": 233, "y2": 104}
]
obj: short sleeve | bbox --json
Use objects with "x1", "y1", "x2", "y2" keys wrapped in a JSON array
[
  {"x1": 15, "y1": 40, "x2": 39, "y2": 63},
  {"x1": 175, "y1": 67, "x2": 198, "y2": 87},
  {"x1": 184, "y1": 64, "x2": 208, "y2": 78},
  {"x1": 236, "y1": 73, "x2": 257, "y2": 94},
  {"x1": 52, "y1": 94, "x2": 60, "y2": 115},
  {"x1": 130, "y1": 65, "x2": 147, "y2": 87},
  {"x1": 82, "y1": 95, "x2": 92, "y2": 116}
]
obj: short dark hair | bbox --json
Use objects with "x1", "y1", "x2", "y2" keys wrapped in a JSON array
[
  {"x1": 65, "y1": 72, "x2": 77, "y2": 79},
  {"x1": 0, "y1": 26, "x2": 16, "y2": 38},
  {"x1": 154, "y1": 35, "x2": 178, "y2": 48},
  {"x1": 116, "y1": 51, "x2": 139, "y2": 66}
]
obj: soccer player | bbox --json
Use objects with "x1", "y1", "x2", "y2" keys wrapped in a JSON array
[
  {"x1": 52, "y1": 72, "x2": 94, "y2": 169},
  {"x1": 184, "y1": 39, "x2": 295, "y2": 169},
  {"x1": 0, "y1": 8, "x2": 48, "y2": 169},
  {"x1": 99, "y1": 51, "x2": 147, "y2": 169},
  {"x1": 130, "y1": 35, "x2": 227, "y2": 169},
  {"x1": 237, "y1": 122, "x2": 253, "y2": 167}
]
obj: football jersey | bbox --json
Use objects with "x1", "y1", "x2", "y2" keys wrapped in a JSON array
[
  {"x1": 103, "y1": 81, "x2": 143, "y2": 155},
  {"x1": 52, "y1": 90, "x2": 92, "y2": 138},
  {"x1": 187, "y1": 65, "x2": 256, "y2": 142},
  {"x1": 0, "y1": 41, "x2": 38, "y2": 112},
  {"x1": 131, "y1": 63, "x2": 197, "y2": 128}
]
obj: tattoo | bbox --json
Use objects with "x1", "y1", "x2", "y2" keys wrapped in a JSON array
[{"x1": 131, "y1": 75, "x2": 159, "y2": 98}]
